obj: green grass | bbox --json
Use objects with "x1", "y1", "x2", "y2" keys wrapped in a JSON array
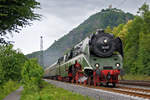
[
  {"x1": 123, "y1": 74, "x2": 150, "y2": 81},
  {"x1": 0, "y1": 80, "x2": 20, "y2": 100},
  {"x1": 21, "y1": 81, "x2": 93, "y2": 100}
]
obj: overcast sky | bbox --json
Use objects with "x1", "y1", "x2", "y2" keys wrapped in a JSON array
[{"x1": 10, "y1": 0, "x2": 150, "y2": 54}]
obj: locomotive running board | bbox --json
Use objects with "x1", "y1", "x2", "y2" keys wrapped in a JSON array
[{"x1": 56, "y1": 53, "x2": 93, "y2": 70}]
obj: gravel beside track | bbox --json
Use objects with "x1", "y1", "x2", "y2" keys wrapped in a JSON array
[{"x1": 44, "y1": 79, "x2": 149, "y2": 100}]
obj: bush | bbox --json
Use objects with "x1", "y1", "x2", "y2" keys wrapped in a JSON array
[{"x1": 21, "y1": 58, "x2": 44, "y2": 91}]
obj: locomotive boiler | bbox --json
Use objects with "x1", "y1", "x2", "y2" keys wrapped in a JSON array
[{"x1": 44, "y1": 29, "x2": 123, "y2": 87}]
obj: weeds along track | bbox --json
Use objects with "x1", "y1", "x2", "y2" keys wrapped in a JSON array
[{"x1": 45, "y1": 78, "x2": 150, "y2": 99}]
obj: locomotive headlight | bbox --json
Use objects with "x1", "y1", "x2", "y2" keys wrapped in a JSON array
[
  {"x1": 95, "y1": 63, "x2": 99, "y2": 68},
  {"x1": 116, "y1": 63, "x2": 120, "y2": 67},
  {"x1": 104, "y1": 39, "x2": 108, "y2": 43}
]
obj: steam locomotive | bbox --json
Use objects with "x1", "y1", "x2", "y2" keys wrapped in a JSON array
[{"x1": 44, "y1": 29, "x2": 123, "y2": 87}]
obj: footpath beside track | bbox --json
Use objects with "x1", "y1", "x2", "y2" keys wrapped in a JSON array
[
  {"x1": 3, "y1": 87, "x2": 23, "y2": 100},
  {"x1": 45, "y1": 79, "x2": 150, "y2": 100}
]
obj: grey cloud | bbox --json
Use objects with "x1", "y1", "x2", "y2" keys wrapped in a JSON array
[
  {"x1": 13, "y1": 0, "x2": 150, "y2": 54},
  {"x1": 37, "y1": 0, "x2": 150, "y2": 22},
  {"x1": 38, "y1": 0, "x2": 106, "y2": 19}
]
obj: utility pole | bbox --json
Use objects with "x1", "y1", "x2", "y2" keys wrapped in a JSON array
[{"x1": 40, "y1": 36, "x2": 44, "y2": 68}]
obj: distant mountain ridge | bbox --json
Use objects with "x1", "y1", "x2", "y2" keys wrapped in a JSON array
[{"x1": 27, "y1": 8, "x2": 134, "y2": 68}]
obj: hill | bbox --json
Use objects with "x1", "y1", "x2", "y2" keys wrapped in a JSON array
[{"x1": 27, "y1": 8, "x2": 134, "y2": 68}]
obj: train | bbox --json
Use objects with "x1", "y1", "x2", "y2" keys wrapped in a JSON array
[{"x1": 44, "y1": 29, "x2": 123, "y2": 87}]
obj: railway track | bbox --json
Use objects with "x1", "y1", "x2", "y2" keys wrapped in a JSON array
[
  {"x1": 45, "y1": 78, "x2": 150, "y2": 99},
  {"x1": 105, "y1": 87, "x2": 150, "y2": 99},
  {"x1": 85, "y1": 85, "x2": 150, "y2": 99},
  {"x1": 119, "y1": 80, "x2": 150, "y2": 87}
]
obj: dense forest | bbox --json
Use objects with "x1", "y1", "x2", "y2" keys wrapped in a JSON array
[
  {"x1": 105, "y1": 3, "x2": 150, "y2": 75},
  {"x1": 27, "y1": 8, "x2": 134, "y2": 68}
]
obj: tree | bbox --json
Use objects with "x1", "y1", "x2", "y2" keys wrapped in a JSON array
[
  {"x1": 124, "y1": 17, "x2": 143, "y2": 74},
  {"x1": 136, "y1": 3, "x2": 150, "y2": 75},
  {"x1": 0, "y1": 0, "x2": 40, "y2": 43},
  {"x1": 0, "y1": 45, "x2": 27, "y2": 83},
  {"x1": 117, "y1": 20, "x2": 132, "y2": 41},
  {"x1": 112, "y1": 24, "x2": 124, "y2": 37},
  {"x1": 105, "y1": 26, "x2": 112, "y2": 33}
]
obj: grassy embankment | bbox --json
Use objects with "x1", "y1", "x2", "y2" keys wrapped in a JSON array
[
  {"x1": 0, "y1": 80, "x2": 20, "y2": 100},
  {"x1": 122, "y1": 74, "x2": 150, "y2": 81},
  {"x1": 21, "y1": 81, "x2": 93, "y2": 100}
]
